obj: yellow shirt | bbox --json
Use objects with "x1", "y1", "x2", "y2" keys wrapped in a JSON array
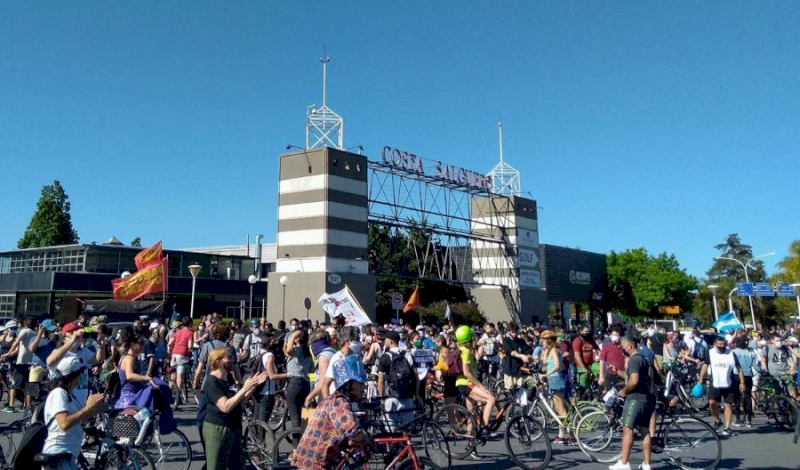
[{"x1": 456, "y1": 346, "x2": 478, "y2": 387}]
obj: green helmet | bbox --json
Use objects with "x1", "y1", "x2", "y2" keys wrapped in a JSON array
[
  {"x1": 455, "y1": 325, "x2": 473, "y2": 344},
  {"x1": 248, "y1": 318, "x2": 260, "y2": 327}
]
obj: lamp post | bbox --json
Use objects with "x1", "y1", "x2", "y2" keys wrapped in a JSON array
[
  {"x1": 248, "y1": 275, "x2": 258, "y2": 320},
  {"x1": 727, "y1": 287, "x2": 737, "y2": 316},
  {"x1": 714, "y1": 251, "x2": 775, "y2": 329},
  {"x1": 279, "y1": 275, "x2": 289, "y2": 323},
  {"x1": 708, "y1": 284, "x2": 720, "y2": 322},
  {"x1": 188, "y1": 264, "x2": 201, "y2": 319},
  {"x1": 791, "y1": 283, "x2": 800, "y2": 322}
]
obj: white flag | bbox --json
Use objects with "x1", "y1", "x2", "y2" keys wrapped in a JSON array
[
  {"x1": 444, "y1": 302, "x2": 452, "y2": 324},
  {"x1": 318, "y1": 285, "x2": 372, "y2": 326}
]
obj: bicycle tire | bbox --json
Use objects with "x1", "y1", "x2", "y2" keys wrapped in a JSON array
[
  {"x1": 419, "y1": 420, "x2": 451, "y2": 470},
  {"x1": 772, "y1": 395, "x2": 798, "y2": 429},
  {"x1": 244, "y1": 419, "x2": 275, "y2": 470},
  {"x1": 432, "y1": 403, "x2": 476, "y2": 460},
  {"x1": 504, "y1": 415, "x2": 552, "y2": 470},
  {"x1": 104, "y1": 445, "x2": 157, "y2": 470},
  {"x1": 664, "y1": 417, "x2": 721, "y2": 470},
  {"x1": 272, "y1": 427, "x2": 304, "y2": 466},
  {"x1": 575, "y1": 410, "x2": 622, "y2": 463},
  {"x1": 0, "y1": 432, "x2": 14, "y2": 464},
  {"x1": 144, "y1": 427, "x2": 192, "y2": 470},
  {"x1": 570, "y1": 401, "x2": 604, "y2": 430},
  {"x1": 268, "y1": 393, "x2": 288, "y2": 432}
]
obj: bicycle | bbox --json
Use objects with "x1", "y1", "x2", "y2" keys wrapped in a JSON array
[
  {"x1": 523, "y1": 374, "x2": 604, "y2": 439},
  {"x1": 755, "y1": 373, "x2": 798, "y2": 429},
  {"x1": 243, "y1": 417, "x2": 276, "y2": 470},
  {"x1": 38, "y1": 425, "x2": 155, "y2": 470},
  {"x1": 166, "y1": 361, "x2": 198, "y2": 412},
  {"x1": 0, "y1": 417, "x2": 28, "y2": 467},
  {"x1": 576, "y1": 396, "x2": 721, "y2": 470}
]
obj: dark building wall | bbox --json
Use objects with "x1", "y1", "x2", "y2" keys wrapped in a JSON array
[{"x1": 541, "y1": 244, "x2": 607, "y2": 306}]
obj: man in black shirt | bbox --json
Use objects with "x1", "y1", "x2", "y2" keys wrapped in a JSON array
[
  {"x1": 502, "y1": 323, "x2": 532, "y2": 390},
  {"x1": 612, "y1": 336, "x2": 656, "y2": 470}
]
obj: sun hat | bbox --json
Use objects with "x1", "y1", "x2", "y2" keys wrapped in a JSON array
[
  {"x1": 332, "y1": 354, "x2": 368, "y2": 392},
  {"x1": 540, "y1": 330, "x2": 557, "y2": 340},
  {"x1": 5, "y1": 320, "x2": 18, "y2": 330}
]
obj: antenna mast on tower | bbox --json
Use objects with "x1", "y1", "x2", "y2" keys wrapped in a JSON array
[
  {"x1": 488, "y1": 116, "x2": 521, "y2": 196},
  {"x1": 306, "y1": 44, "x2": 344, "y2": 150}
]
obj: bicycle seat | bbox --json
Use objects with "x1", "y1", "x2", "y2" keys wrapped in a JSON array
[{"x1": 33, "y1": 452, "x2": 73, "y2": 465}]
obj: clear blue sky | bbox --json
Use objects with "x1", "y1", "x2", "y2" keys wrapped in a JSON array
[{"x1": 2, "y1": 2, "x2": 798, "y2": 280}]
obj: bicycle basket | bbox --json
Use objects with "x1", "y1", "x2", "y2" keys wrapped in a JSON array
[{"x1": 111, "y1": 415, "x2": 141, "y2": 440}]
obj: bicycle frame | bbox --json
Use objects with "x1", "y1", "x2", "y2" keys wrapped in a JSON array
[{"x1": 336, "y1": 434, "x2": 420, "y2": 470}]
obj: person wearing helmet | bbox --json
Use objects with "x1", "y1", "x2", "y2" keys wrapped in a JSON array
[
  {"x1": 290, "y1": 355, "x2": 374, "y2": 470},
  {"x1": 454, "y1": 325, "x2": 496, "y2": 446},
  {"x1": 241, "y1": 318, "x2": 265, "y2": 364}
]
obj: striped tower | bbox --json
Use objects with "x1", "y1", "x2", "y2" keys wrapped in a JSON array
[
  {"x1": 469, "y1": 195, "x2": 548, "y2": 324},
  {"x1": 267, "y1": 147, "x2": 376, "y2": 323}
]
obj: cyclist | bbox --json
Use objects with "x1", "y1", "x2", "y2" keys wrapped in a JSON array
[
  {"x1": 409, "y1": 329, "x2": 435, "y2": 403},
  {"x1": 599, "y1": 325, "x2": 626, "y2": 392},
  {"x1": 540, "y1": 330, "x2": 572, "y2": 445},
  {"x1": 47, "y1": 322, "x2": 106, "y2": 406},
  {"x1": 478, "y1": 323, "x2": 501, "y2": 382},
  {"x1": 760, "y1": 333, "x2": 797, "y2": 400},
  {"x1": 240, "y1": 318, "x2": 265, "y2": 364},
  {"x1": 699, "y1": 335, "x2": 746, "y2": 436},
  {"x1": 167, "y1": 316, "x2": 194, "y2": 399},
  {"x1": 377, "y1": 330, "x2": 417, "y2": 430},
  {"x1": 290, "y1": 354, "x2": 373, "y2": 470},
  {"x1": 2, "y1": 317, "x2": 38, "y2": 413},
  {"x1": 502, "y1": 323, "x2": 532, "y2": 390},
  {"x1": 455, "y1": 324, "x2": 496, "y2": 450}
]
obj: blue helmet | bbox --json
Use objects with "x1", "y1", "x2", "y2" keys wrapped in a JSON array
[
  {"x1": 691, "y1": 382, "x2": 705, "y2": 399},
  {"x1": 332, "y1": 354, "x2": 368, "y2": 391}
]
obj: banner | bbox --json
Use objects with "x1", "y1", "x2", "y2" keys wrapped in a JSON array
[
  {"x1": 113, "y1": 257, "x2": 168, "y2": 301},
  {"x1": 134, "y1": 240, "x2": 163, "y2": 270},
  {"x1": 318, "y1": 285, "x2": 372, "y2": 326}
]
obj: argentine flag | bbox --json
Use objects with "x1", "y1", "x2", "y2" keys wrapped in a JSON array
[{"x1": 713, "y1": 312, "x2": 744, "y2": 332}]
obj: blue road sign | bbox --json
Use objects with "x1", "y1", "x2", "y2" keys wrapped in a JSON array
[
  {"x1": 756, "y1": 282, "x2": 774, "y2": 297},
  {"x1": 737, "y1": 282, "x2": 754, "y2": 296},
  {"x1": 777, "y1": 283, "x2": 795, "y2": 297}
]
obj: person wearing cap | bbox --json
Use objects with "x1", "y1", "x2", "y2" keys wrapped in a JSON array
[
  {"x1": 41, "y1": 356, "x2": 108, "y2": 470},
  {"x1": 25, "y1": 319, "x2": 59, "y2": 408},
  {"x1": 290, "y1": 354, "x2": 373, "y2": 470},
  {"x1": 377, "y1": 330, "x2": 417, "y2": 430},
  {"x1": 46, "y1": 322, "x2": 106, "y2": 406}
]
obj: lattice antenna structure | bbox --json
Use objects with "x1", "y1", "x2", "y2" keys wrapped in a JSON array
[
  {"x1": 488, "y1": 118, "x2": 521, "y2": 196},
  {"x1": 306, "y1": 44, "x2": 344, "y2": 150}
]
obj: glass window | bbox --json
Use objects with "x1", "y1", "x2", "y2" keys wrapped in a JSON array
[{"x1": 0, "y1": 295, "x2": 14, "y2": 315}]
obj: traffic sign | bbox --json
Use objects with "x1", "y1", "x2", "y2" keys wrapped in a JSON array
[
  {"x1": 737, "y1": 282, "x2": 754, "y2": 296},
  {"x1": 391, "y1": 293, "x2": 404, "y2": 310},
  {"x1": 777, "y1": 283, "x2": 795, "y2": 297},
  {"x1": 755, "y1": 282, "x2": 774, "y2": 297}
]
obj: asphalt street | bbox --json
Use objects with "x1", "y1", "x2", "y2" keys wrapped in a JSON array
[{"x1": 1, "y1": 405, "x2": 797, "y2": 470}]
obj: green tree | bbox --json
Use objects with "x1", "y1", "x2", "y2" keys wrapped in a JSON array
[
  {"x1": 767, "y1": 239, "x2": 800, "y2": 326},
  {"x1": 706, "y1": 233, "x2": 767, "y2": 282},
  {"x1": 18, "y1": 180, "x2": 79, "y2": 248},
  {"x1": 416, "y1": 300, "x2": 485, "y2": 327},
  {"x1": 606, "y1": 248, "x2": 697, "y2": 320},
  {"x1": 130, "y1": 237, "x2": 142, "y2": 247}
]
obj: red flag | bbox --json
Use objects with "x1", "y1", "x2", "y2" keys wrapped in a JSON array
[
  {"x1": 403, "y1": 286, "x2": 420, "y2": 313},
  {"x1": 134, "y1": 240, "x2": 163, "y2": 270},
  {"x1": 113, "y1": 257, "x2": 168, "y2": 301}
]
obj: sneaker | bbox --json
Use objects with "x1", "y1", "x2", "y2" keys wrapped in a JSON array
[
  {"x1": 468, "y1": 451, "x2": 482, "y2": 461},
  {"x1": 638, "y1": 464, "x2": 652, "y2": 470},
  {"x1": 563, "y1": 438, "x2": 578, "y2": 446},
  {"x1": 1, "y1": 406, "x2": 13, "y2": 413},
  {"x1": 712, "y1": 420, "x2": 722, "y2": 430},
  {"x1": 732, "y1": 420, "x2": 742, "y2": 427},
  {"x1": 553, "y1": 438, "x2": 565, "y2": 445},
  {"x1": 719, "y1": 428, "x2": 736, "y2": 437},
  {"x1": 608, "y1": 462, "x2": 631, "y2": 470},
  {"x1": 745, "y1": 422, "x2": 753, "y2": 428}
]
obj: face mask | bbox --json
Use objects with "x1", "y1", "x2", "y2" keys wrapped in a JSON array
[
  {"x1": 349, "y1": 341, "x2": 362, "y2": 355},
  {"x1": 582, "y1": 333, "x2": 592, "y2": 340},
  {"x1": 288, "y1": 325, "x2": 296, "y2": 332},
  {"x1": 413, "y1": 340, "x2": 422, "y2": 348},
  {"x1": 609, "y1": 335, "x2": 620, "y2": 343},
  {"x1": 716, "y1": 346, "x2": 725, "y2": 352},
  {"x1": 774, "y1": 341, "x2": 782, "y2": 348}
]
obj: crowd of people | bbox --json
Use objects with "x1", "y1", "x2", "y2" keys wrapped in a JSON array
[{"x1": 0, "y1": 311, "x2": 798, "y2": 470}]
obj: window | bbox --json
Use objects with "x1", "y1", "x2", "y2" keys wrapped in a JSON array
[
  {"x1": 45, "y1": 250, "x2": 63, "y2": 271},
  {"x1": 64, "y1": 249, "x2": 84, "y2": 272},
  {"x1": 0, "y1": 295, "x2": 14, "y2": 316},
  {"x1": 0, "y1": 256, "x2": 9, "y2": 274}
]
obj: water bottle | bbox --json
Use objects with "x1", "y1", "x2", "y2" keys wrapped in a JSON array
[{"x1": 134, "y1": 408, "x2": 152, "y2": 445}]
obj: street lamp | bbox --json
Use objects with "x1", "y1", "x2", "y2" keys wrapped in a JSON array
[
  {"x1": 279, "y1": 275, "x2": 289, "y2": 323},
  {"x1": 188, "y1": 264, "x2": 202, "y2": 319},
  {"x1": 790, "y1": 283, "x2": 800, "y2": 322},
  {"x1": 713, "y1": 251, "x2": 775, "y2": 329},
  {"x1": 708, "y1": 284, "x2": 720, "y2": 322},
  {"x1": 248, "y1": 275, "x2": 258, "y2": 320},
  {"x1": 727, "y1": 287, "x2": 737, "y2": 316}
]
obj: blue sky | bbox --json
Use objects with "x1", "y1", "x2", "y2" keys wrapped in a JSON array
[{"x1": 1, "y1": 2, "x2": 798, "y2": 279}]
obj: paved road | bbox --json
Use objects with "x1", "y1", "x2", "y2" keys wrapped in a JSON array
[{"x1": 2, "y1": 406, "x2": 797, "y2": 470}]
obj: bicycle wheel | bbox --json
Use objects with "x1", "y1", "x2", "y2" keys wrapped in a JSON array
[
  {"x1": 269, "y1": 393, "x2": 288, "y2": 432},
  {"x1": 419, "y1": 420, "x2": 451, "y2": 470},
  {"x1": 104, "y1": 445, "x2": 157, "y2": 470},
  {"x1": 272, "y1": 427, "x2": 304, "y2": 466},
  {"x1": 144, "y1": 428, "x2": 192, "y2": 470},
  {"x1": 504, "y1": 415, "x2": 551, "y2": 470},
  {"x1": 433, "y1": 403, "x2": 476, "y2": 460},
  {"x1": 245, "y1": 419, "x2": 275, "y2": 470},
  {"x1": 570, "y1": 401, "x2": 604, "y2": 429},
  {"x1": 773, "y1": 395, "x2": 798, "y2": 429},
  {"x1": 664, "y1": 417, "x2": 721, "y2": 470},
  {"x1": 0, "y1": 432, "x2": 15, "y2": 464},
  {"x1": 575, "y1": 411, "x2": 622, "y2": 463}
]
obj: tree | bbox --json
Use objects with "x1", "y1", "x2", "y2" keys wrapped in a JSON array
[
  {"x1": 706, "y1": 233, "x2": 767, "y2": 283},
  {"x1": 606, "y1": 248, "x2": 697, "y2": 320},
  {"x1": 130, "y1": 237, "x2": 142, "y2": 247},
  {"x1": 767, "y1": 239, "x2": 800, "y2": 326},
  {"x1": 18, "y1": 180, "x2": 79, "y2": 248}
]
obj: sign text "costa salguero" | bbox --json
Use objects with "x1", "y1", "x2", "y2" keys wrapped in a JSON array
[{"x1": 381, "y1": 146, "x2": 493, "y2": 191}]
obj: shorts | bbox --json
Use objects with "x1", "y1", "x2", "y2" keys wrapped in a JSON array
[
  {"x1": 28, "y1": 365, "x2": 47, "y2": 383},
  {"x1": 622, "y1": 398, "x2": 655, "y2": 429},
  {"x1": 443, "y1": 375, "x2": 458, "y2": 398},
  {"x1": 8, "y1": 364, "x2": 29, "y2": 390},
  {"x1": 707, "y1": 385, "x2": 735, "y2": 404},
  {"x1": 504, "y1": 374, "x2": 524, "y2": 390},
  {"x1": 547, "y1": 372, "x2": 567, "y2": 394},
  {"x1": 170, "y1": 355, "x2": 191, "y2": 375},
  {"x1": 457, "y1": 384, "x2": 474, "y2": 397}
]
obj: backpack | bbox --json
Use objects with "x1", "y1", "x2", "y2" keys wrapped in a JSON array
[
  {"x1": 270, "y1": 341, "x2": 287, "y2": 373},
  {"x1": 13, "y1": 402, "x2": 58, "y2": 470},
  {"x1": 386, "y1": 351, "x2": 414, "y2": 399},
  {"x1": 445, "y1": 348, "x2": 463, "y2": 377},
  {"x1": 693, "y1": 340, "x2": 707, "y2": 361},
  {"x1": 244, "y1": 351, "x2": 266, "y2": 379}
]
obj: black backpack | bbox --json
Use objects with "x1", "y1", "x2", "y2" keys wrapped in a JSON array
[
  {"x1": 245, "y1": 351, "x2": 266, "y2": 379},
  {"x1": 387, "y1": 351, "x2": 414, "y2": 399},
  {"x1": 13, "y1": 413, "x2": 56, "y2": 470}
]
